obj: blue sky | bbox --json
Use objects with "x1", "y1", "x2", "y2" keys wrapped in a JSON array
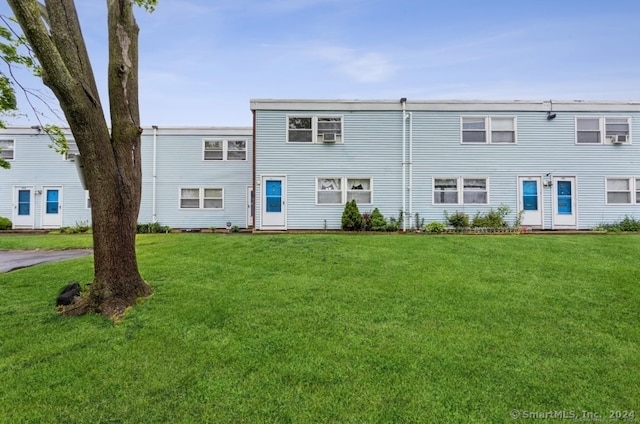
[{"x1": 2, "y1": 0, "x2": 640, "y2": 127}]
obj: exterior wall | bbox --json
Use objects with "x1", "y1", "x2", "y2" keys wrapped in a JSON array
[
  {"x1": 0, "y1": 126, "x2": 252, "y2": 230},
  {"x1": 0, "y1": 128, "x2": 91, "y2": 229},
  {"x1": 252, "y1": 100, "x2": 640, "y2": 230}
]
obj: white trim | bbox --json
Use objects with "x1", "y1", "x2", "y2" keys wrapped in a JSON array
[
  {"x1": 432, "y1": 176, "x2": 489, "y2": 205},
  {"x1": 460, "y1": 116, "x2": 517, "y2": 144},
  {"x1": 286, "y1": 115, "x2": 344, "y2": 144},
  {"x1": 12, "y1": 185, "x2": 35, "y2": 229},
  {"x1": 605, "y1": 176, "x2": 635, "y2": 205},
  {"x1": 517, "y1": 176, "x2": 544, "y2": 228},
  {"x1": 41, "y1": 186, "x2": 63, "y2": 229},
  {"x1": 575, "y1": 116, "x2": 632, "y2": 145},
  {"x1": 202, "y1": 138, "x2": 247, "y2": 161},
  {"x1": 551, "y1": 176, "x2": 577, "y2": 229},
  {"x1": 315, "y1": 176, "x2": 373, "y2": 205},
  {"x1": 178, "y1": 187, "x2": 224, "y2": 210},
  {"x1": 0, "y1": 138, "x2": 15, "y2": 161},
  {"x1": 260, "y1": 175, "x2": 287, "y2": 230}
]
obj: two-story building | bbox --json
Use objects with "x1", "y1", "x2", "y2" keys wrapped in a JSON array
[
  {"x1": 0, "y1": 126, "x2": 253, "y2": 230},
  {"x1": 1, "y1": 98, "x2": 639, "y2": 231},
  {"x1": 251, "y1": 99, "x2": 640, "y2": 231}
]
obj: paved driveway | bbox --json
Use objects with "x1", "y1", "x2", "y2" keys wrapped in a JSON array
[{"x1": 0, "y1": 249, "x2": 93, "y2": 273}]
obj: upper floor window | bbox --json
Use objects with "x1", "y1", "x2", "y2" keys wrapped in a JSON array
[
  {"x1": 0, "y1": 139, "x2": 14, "y2": 160},
  {"x1": 433, "y1": 177, "x2": 489, "y2": 204},
  {"x1": 203, "y1": 139, "x2": 247, "y2": 161},
  {"x1": 288, "y1": 116, "x2": 343, "y2": 143},
  {"x1": 65, "y1": 139, "x2": 79, "y2": 161},
  {"x1": 576, "y1": 117, "x2": 630, "y2": 144},
  {"x1": 461, "y1": 117, "x2": 516, "y2": 144},
  {"x1": 180, "y1": 187, "x2": 224, "y2": 209},
  {"x1": 317, "y1": 177, "x2": 371, "y2": 204}
]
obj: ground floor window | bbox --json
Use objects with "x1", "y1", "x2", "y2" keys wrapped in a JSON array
[
  {"x1": 180, "y1": 187, "x2": 224, "y2": 209},
  {"x1": 606, "y1": 178, "x2": 635, "y2": 204},
  {"x1": 317, "y1": 177, "x2": 372, "y2": 205},
  {"x1": 433, "y1": 177, "x2": 488, "y2": 205}
]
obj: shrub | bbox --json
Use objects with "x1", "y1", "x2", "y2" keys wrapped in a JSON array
[
  {"x1": 370, "y1": 208, "x2": 387, "y2": 232},
  {"x1": 597, "y1": 215, "x2": 640, "y2": 232},
  {"x1": 341, "y1": 200, "x2": 364, "y2": 231},
  {"x1": 445, "y1": 210, "x2": 469, "y2": 230},
  {"x1": 230, "y1": 225, "x2": 240, "y2": 233},
  {"x1": 472, "y1": 204, "x2": 511, "y2": 229},
  {"x1": 0, "y1": 216, "x2": 11, "y2": 230},
  {"x1": 386, "y1": 217, "x2": 400, "y2": 232},
  {"x1": 424, "y1": 221, "x2": 445, "y2": 233},
  {"x1": 137, "y1": 222, "x2": 171, "y2": 234},
  {"x1": 361, "y1": 212, "x2": 372, "y2": 231},
  {"x1": 61, "y1": 221, "x2": 91, "y2": 234},
  {"x1": 414, "y1": 212, "x2": 425, "y2": 231}
]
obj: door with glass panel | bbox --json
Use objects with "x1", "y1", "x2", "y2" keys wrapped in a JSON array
[
  {"x1": 552, "y1": 177, "x2": 576, "y2": 228},
  {"x1": 518, "y1": 177, "x2": 542, "y2": 227},
  {"x1": 261, "y1": 176, "x2": 286, "y2": 229},
  {"x1": 42, "y1": 186, "x2": 63, "y2": 228},
  {"x1": 13, "y1": 186, "x2": 34, "y2": 228}
]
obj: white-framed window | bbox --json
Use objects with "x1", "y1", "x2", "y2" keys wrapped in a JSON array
[
  {"x1": 179, "y1": 187, "x2": 224, "y2": 209},
  {"x1": 433, "y1": 177, "x2": 489, "y2": 205},
  {"x1": 576, "y1": 117, "x2": 631, "y2": 144},
  {"x1": 461, "y1": 117, "x2": 516, "y2": 144},
  {"x1": 316, "y1": 177, "x2": 372, "y2": 204},
  {"x1": 288, "y1": 115, "x2": 343, "y2": 143},
  {"x1": 203, "y1": 139, "x2": 247, "y2": 161},
  {"x1": 0, "y1": 139, "x2": 15, "y2": 160},
  {"x1": 606, "y1": 177, "x2": 634, "y2": 204},
  {"x1": 85, "y1": 190, "x2": 91, "y2": 209},
  {"x1": 65, "y1": 139, "x2": 79, "y2": 161}
]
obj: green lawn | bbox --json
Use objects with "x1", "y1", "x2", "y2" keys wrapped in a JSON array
[{"x1": 0, "y1": 233, "x2": 638, "y2": 423}]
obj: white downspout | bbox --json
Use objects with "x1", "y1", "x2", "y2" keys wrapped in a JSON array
[
  {"x1": 409, "y1": 112, "x2": 413, "y2": 231},
  {"x1": 401, "y1": 98, "x2": 407, "y2": 232},
  {"x1": 152, "y1": 125, "x2": 158, "y2": 223}
]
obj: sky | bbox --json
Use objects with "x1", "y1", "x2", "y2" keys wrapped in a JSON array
[{"x1": 1, "y1": 0, "x2": 640, "y2": 127}]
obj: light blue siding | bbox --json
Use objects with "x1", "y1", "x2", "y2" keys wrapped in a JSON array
[
  {"x1": 252, "y1": 100, "x2": 640, "y2": 230},
  {"x1": 0, "y1": 127, "x2": 252, "y2": 230}
]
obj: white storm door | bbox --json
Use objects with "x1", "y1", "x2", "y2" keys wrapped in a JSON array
[
  {"x1": 42, "y1": 186, "x2": 63, "y2": 228},
  {"x1": 518, "y1": 177, "x2": 543, "y2": 227},
  {"x1": 246, "y1": 185, "x2": 254, "y2": 228},
  {"x1": 553, "y1": 177, "x2": 576, "y2": 228},
  {"x1": 261, "y1": 176, "x2": 286, "y2": 229},
  {"x1": 13, "y1": 187, "x2": 35, "y2": 228}
]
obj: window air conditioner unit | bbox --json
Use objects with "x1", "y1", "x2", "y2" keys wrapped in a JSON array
[
  {"x1": 66, "y1": 152, "x2": 78, "y2": 161},
  {"x1": 613, "y1": 134, "x2": 628, "y2": 144},
  {"x1": 321, "y1": 133, "x2": 337, "y2": 143}
]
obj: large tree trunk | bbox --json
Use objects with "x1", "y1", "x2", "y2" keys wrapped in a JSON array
[{"x1": 8, "y1": 0, "x2": 152, "y2": 319}]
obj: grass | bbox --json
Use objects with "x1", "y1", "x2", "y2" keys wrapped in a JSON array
[{"x1": 0, "y1": 233, "x2": 638, "y2": 423}]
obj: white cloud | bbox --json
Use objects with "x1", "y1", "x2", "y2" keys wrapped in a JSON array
[{"x1": 314, "y1": 47, "x2": 397, "y2": 84}]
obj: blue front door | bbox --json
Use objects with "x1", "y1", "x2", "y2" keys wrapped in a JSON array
[
  {"x1": 42, "y1": 187, "x2": 63, "y2": 228},
  {"x1": 18, "y1": 190, "x2": 31, "y2": 216},
  {"x1": 557, "y1": 181, "x2": 572, "y2": 215}
]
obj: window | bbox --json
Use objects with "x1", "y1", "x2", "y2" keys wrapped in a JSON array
[
  {"x1": 347, "y1": 178, "x2": 372, "y2": 204},
  {"x1": 316, "y1": 177, "x2": 372, "y2": 204},
  {"x1": 65, "y1": 139, "x2": 79, "y2": 161},
  {"x1": 434, "y1": 178, "x2": 459, "y2": 204},
  {"x1": 463, "y1": 178, "x2": 488, "y2": 204},
  {"x1": 637, "y1": 178, "x2": 640, "y2": 204},
  {"x1": 462, "y1": 117, "x2": 515, "y2": 144},
  {"x1": 85, "y1": 191, "x2": 91, "y2": 209},
  {"x1": 606, "y1": 178, "x2": 632, "y2": 204},
  {"x1": 203, "y1": 139, "x2": 246, "y2": 160},
  {"x1": 0, "y1": 139, "x2": 14, "y2": 160},
  {"x1": 433, "y1": 177, "x2": 488, "y2": 204},
  {"x1": 576, "y1": 117, "x2": 631, "y2": 144},
  {"x1": 317, "y1": 178, "x2": 342, "y2": 204},
  {"x1": 180, "y1": 187, "x2": 223, "y2": 209},
  {"x1": 288, "y1": 116, "x2": 343, "y2": 143}
]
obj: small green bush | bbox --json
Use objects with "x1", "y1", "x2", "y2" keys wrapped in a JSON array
[
  {"x1": 61, "y1": 221, "x2": 91, "y2": 234},
  {"x1": 137, "y1": 222, "x2": 171, "y2": 234},
  {"x1": 361, "y1": 212, "x2": 372, "y2": 231},
  {"x1": 230, "y1": 225, "x2": 240, "y2": 233},
  {"x1": 370, "y1": 208, "x2": 387, "y2": 232},
  {"x1": 445, "y1": 211, "x2": 469, "y2": 230},
  {"x1": 0, "y1": 216, "x2": 11, "y2": 230},
  {"x1": 341, "y1": 200, "x2": 364, "y2": 231},
  {"x1": 597, "y1": 215, "x2": 640, "y2": 232},
  {"x1": 424, "y1": 221, "x2": 445, "y2": 233}
]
